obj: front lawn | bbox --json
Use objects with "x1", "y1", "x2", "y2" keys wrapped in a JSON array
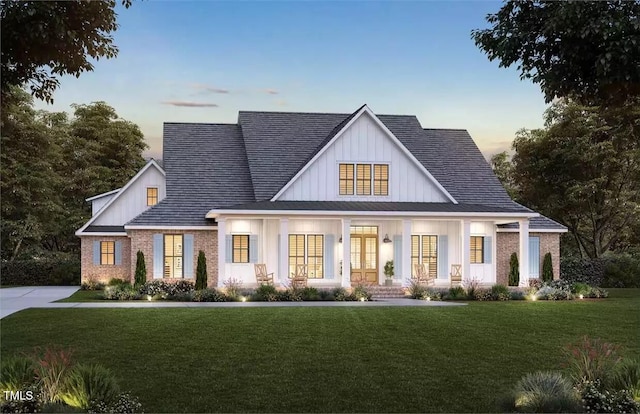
[{"x1": 2, "y1": 290, "x2": 639, "y2": 413}]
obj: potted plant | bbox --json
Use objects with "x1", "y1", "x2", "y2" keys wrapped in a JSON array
[{"x1": 384, "y1": 260, "x2": 394, "y2": 286}]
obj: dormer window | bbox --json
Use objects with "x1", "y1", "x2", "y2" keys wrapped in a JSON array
[
  {"x1": 147, "y1": 187, "x2": 158, "y2": 206},
  {"x1": 339, "y1": 163, "x2": 389, "y2": 196}
]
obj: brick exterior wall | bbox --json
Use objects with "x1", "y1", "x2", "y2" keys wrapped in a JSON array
[
  {"x1": 128, "y1": 230, "x2": 218, "y2": 287},
  {"x1": 496, "y1": 232, "x2": 561, "y2": 285},
  {"x1": 80, "y1": 236, "x2": 132, "y2": 284}
]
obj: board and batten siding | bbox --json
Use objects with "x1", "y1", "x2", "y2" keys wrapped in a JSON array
[
  {"x1": 277, "y1": 113, "x2": 450, "y2": 202},
  {"x1": 469, "y1": 221, "x2": 496, "y2": 283},
  {"x1": 93, "y1": 166, "x2": 166, "y2": 226},
  {"x1": 223, "y1": 219, "x2": 264, "y2": 285},
  {"x1": 91, "y1": 193, "x2": 117, "y2": 216}
]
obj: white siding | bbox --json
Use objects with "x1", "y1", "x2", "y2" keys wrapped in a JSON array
[
  {"x1": 411, "y1": 221, "x2": 462, "y2": 282},
  {"x1": 91, "y1": 194, "x2": 117, "y2": 216},
  {"x1": 469, "y1": 221, "x2": 496, "y2": 284},
  {"x1": 224, "y1": 219, "x2": 263, "y2": 285},
  {"x1": 92, "y1": 167, "x2": 166, "y2": 225},
  {"x1": 278, "y1": 113, "x2": 450, "y2": 202}
]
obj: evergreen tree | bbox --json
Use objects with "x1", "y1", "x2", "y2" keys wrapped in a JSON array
[
  {"x1": 134, "y1": 250, "x2": 146, "y2": 288},
  {"x1": 195, "y1": 250, "x2": 207, "y2": 290},
  {"x1": 542, "y1": 252, "x2": 553, "y2": 282},
  {"x1": 509, "y1": 253, "x2": 519, "y2": 286}
]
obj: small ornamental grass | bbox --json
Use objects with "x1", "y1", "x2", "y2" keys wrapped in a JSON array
[
  {"x1": 60, "y1": 364, "x2": 120, "y2": 410},
  {"x1": 500, "y1": 371, "x2": 580, "y2": 413},
  {"x1": 0, "y1": 356, "x2": 37, "y2": 398},
  {"x1": 564, "y1": 336, "x2": 622, "y2": 386}
]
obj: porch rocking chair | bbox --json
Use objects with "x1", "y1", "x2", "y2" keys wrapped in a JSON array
[
  {"x1": 450, "y1": 264, "x2": 463, "y2": 287},
  {"x1": 414, "y1": 263, "x2": 435, "y2": 287},
  {"x1": 291, "y1": 264, "x2": 308, "y2": 289},
  {"x1": 254, "y1": 264, "x2": 274, "y2": 286}
]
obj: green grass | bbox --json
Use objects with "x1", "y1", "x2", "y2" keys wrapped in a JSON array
[
  {"x1": 2, "y1": 290, "x2": 639, "y2": 413},
  {"x1": 55, "y1": 289, "x2": 104, "y2": 302}
]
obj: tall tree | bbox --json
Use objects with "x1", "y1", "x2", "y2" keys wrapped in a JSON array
[
  {"x1": 1, "y1": 0, "x2": 133, "y2": 103},
  {"x1": 490, "y1": 151, "x2": 518, "y2": 199},
  {"x1": 512, "y1": 99, "x2": 640, "y2": 258},
  {"x1": 472, "y1": 1, "x2": 640, "y2": 104}
]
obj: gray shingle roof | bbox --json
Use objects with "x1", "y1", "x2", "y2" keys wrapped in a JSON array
[
  {"x1": 128, "y1": 123, "x2": 254, "y2": 226},
  {"x1": 221, "y1": 200, "x2": 528, "y2": 213},
  {"x1": 85, "y1": 225, "x2": 125, "y2": 233},
  {"x1": 127, "y1": 106, "x2": 564, "y2": 230},
  {"x1": 498, "y1": 216, "x2": 567, "y2": 230}
]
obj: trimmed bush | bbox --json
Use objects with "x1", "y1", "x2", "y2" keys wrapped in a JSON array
[
  {"x1": 491, "y1": 284, "x2": 510, "y2": 301},
  {"x1": 60, "y1": 364, "x2": 120, "y2": 410},
  {"x1": 560, "y1": 256, "x2": 607, "y2": 286},
  {"x1": 473, "y1": 288, "x2": 493, "y2": 301},
  {"x1": 501, "y1": 371, "x2": 580, "y2": 413},
  {"x1": 448, "y1": 286, "x2": 467, "y2": 300},
  {"x1": 1, "y1": 257, "x2": 80, "y2": 286},
  {"x1": 509, "y1": 253, "x2": 519, "y2": 286},
  {"x1": 103, "y1": 284, "x2": 140, "y2": 300},
  {"x1": 107, "y1": 278, "x2": 128, "y2": 286},
  {"x1": 332, "y1": 287, "x2": 349, "y2": 301},
  {"x1": 195, "y1": 250, "x2": 208, "y2": 290},
  {"x1": 603, "y1": 254, "x2": 640, "y2": 288},
  {"x1": 134, "y1": 251, "x2": 146, "y2": 288},
  {"x1": 542, "y1": 252, "x2": 553, "y2": 282},
  {"x1": 252, "y1": 285, "x2": 279, "y2": 302}
]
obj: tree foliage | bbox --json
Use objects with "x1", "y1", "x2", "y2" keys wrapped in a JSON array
[
  {"x1": 472, "y1": 1, "x2": 640, "y2": 104},
  {"x1": 509, "y1": 252, "x2": 520, "y2": 286},
  {"x1": 0, "y1": 0, "x2": 133, "y2": 103},
  {"x1": 490, "y1": 151, "x2": 518, "y2": 199},
  {"x1": 134, "y1": 251, "x2": 146, "y2": 288},
  {"x1": 0, "y1": 86, "x2": 147, "y2": 260},
  {"x1": 512, "y1": 99, "x2": 640, "y2": 258},
  {"x1": 195, "y1": 251, "x2": 208, "y2": 290}
]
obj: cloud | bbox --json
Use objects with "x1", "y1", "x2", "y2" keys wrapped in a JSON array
[
  {"x1": 190, "y1": 83, "x2": 229, "y2": 94},
  {"x1": 263, "y1": 88, "x2": 279, "y2": 95},
  {"x1": 161, "y1": 101, "x2": 219, "y2": 108}
]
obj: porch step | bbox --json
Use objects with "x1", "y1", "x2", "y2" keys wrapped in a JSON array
[{"x1": 365, "y1": 286, "x2": 407, "y2": 299}]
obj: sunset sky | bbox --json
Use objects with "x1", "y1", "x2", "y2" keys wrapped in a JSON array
[{"x1": 34, "y1": 1, "x2": 549, "y2": 159}]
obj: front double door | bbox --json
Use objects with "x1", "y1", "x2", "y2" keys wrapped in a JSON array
[{"x1": 350, "y1": 227, "x2": 378, "y2": 284}]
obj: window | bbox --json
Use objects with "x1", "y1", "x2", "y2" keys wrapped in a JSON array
[
  {"x1": 307, "y1": 235, "x2": 324, "y2": 278},
  {"x1": 147, "y1": 187, "x2": 158, "y2": 206},
  {"x1": 232, "y1": 235, "x2": 249, "y2": 263},
  {"x1": 470, "y1": 236, "x2": 484, "y2": 264},
  {"x1": 410, "y1": 235, "x2": 437, "y2": 277},
  {"x1": 289, "y1": 234, "x2": 306, "y2": 276},
  {"x1": 100, "y1": 241, "x2": 115, "y2": 265},
  {"x1": 339, "y1": 164, "x2": 354, "y2": 195},
  {"x1": 373, "y1": 164, "x2": 389, "y2": 195},
  {"x1": 288, "y1": 234, "x2": 324, "y2": 278},
  {"x1": 356, "y1": 164, "x2": 371, "y2": 195},
  {"x1": 164, "y1": 235, "x2": 183, "y2": 278}
]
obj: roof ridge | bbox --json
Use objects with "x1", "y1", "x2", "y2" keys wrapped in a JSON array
[
  {"x1": 164, "y1": 122, "x2": 238, "y2": 126},
  {"x1": 423, "y1": 127, "x2": 468, "y2": 131}
]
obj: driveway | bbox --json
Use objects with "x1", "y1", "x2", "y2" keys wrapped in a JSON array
[{"x1": 0, "y1": 286, "x2": 79, "y2": 319}]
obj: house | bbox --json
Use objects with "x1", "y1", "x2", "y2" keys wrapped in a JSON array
[{"x1": 76, "y1": 105, "x2": 566, "y2": 288}]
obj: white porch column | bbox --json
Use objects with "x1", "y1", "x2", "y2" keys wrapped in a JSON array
[
  {"x1": 217, "y1": 218, "x2": 226, "y2": 287},
  {"x1": 519, "y1": 219, "x2": 530, "y2": 287},
  {"x1": 402, "y1": 219, "x2": 412, "y2": 285},
  {"x1": 279, "y1": 218, "x2": 289, "y2": 286},
  {"x1": 461, "y1": 219, "x2": 471, "y2": 282},
  {"x1": 341, "y1": 218, "x2": 351, "y2": 288}
]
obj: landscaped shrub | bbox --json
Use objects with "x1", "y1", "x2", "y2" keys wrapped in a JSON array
[
  {"x1": 0, "y1": 256, "x2": 80, "y2": 286},
  {"x1": 407, "y1": 280, "x2": 427, "y2": 299},
  {"x1": 107, "y1": 278, "x2": 128, "y2": 287},
  {"x1": 252, "y1": 284, "x2": 279, "y2": 302},
  {"x1": 195, "y1": 250, "x2": 207, "y2": 290},
  {"x1": 535, "y1": 286, "x2": 573, "y2": 300},
  {"x1": 318, "y1": 289, "x2": 334, "y2": 301},
  {"x1": 81, "y1": 275, "x2": 105, "y2": 291},
  {"x1": 137, "y1": 280, "x2": 195, "y2": 298},
  {"x1": 332, "y1": 287, "x2": 349, "y2": 301},
  {"x1": 560, "y1": 256, "x2": 608, "y2": 286},
  {"x1": 585, "y1": 286, "x2": 609, "y2": 298},
  {"x1": 301, "y1": 287, "x2": 321, "y2": 301},
  {"x1": 134, "y1": 251, "x2": 146, "y2": 288},
  {"x1": 509, "y1": 253, "x2": 519, "y2": 286},
  {"x1": 448, "y1": 286, "x2": 467, "y2": 300},
  {"x1": 580, "y1": 379, "x2": 640, "y2": 413},
  {"x1": 509, "y1": 290, "x2": 525, "y2": 300},
  {"x1": 223, "y1": 278, "x2": 242, "y2": 300},
  {"x1": 462, "y1": 276, "x2": 482, "y2": 298},
  {"x1": 500, "y1": 371, "x2": 580, "y2": 413},
  {"x1": 473, "y1": 288, "x2": 493, "y2": 301},
  {"x1": 603, "y1": 254, "x2": 640, "y2": 288},
  {"x1": 102, "y1": 284, "x2": 140, "y2": 300},
  {"x1": 564, "y1": 336, "x2": 622, "y2": 386},
  {"x1": 491, "y1": 284, "x2": 510, "y2": 301},
  {"x1": 40, "y1": 402, "x2": 85, "y2": 413},
  {"x1": 60, "y1": 364, "x2": 120, "y2": 410},
  {"x1": 542, "y1": 252, "x2": 553, "y2": 282},
  {"x1": 352, "y1": 285, "x2": 372, "y2": 301},
  {"x1": 421, "y1": 288, "x2": 443, "y2": 301},
  {"x1": 0, "y1": 356, "x2": 37, "y2": 396},
  {"x1": 571, "y1": 282, "x2": 591, "y2": 296},
  {"x1": 91, "y1": 391, "x2": 143, "y2": 413},
  {"x1": 610, "y1": 359, "x2": 640, "y2": 402}
]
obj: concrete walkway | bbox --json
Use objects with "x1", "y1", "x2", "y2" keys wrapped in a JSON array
[
  {"x1": 0, "y1": 286, "x2": 80, "y2": 319},
  {"x1": 1, "y1": 287, "x2": 465, "y2": 319}
]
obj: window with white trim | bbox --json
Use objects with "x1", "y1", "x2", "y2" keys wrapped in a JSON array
[
  {"x1": 339, "y1": 163, "x2": 389, "y2": 196},
  {"x1": 410, "y1": 235, "x2": 437, "y2": 277}
]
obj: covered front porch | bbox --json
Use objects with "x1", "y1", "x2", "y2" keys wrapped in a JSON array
[{"x1": 215, "y1": 215, "x2": 534, "y2": 288}]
